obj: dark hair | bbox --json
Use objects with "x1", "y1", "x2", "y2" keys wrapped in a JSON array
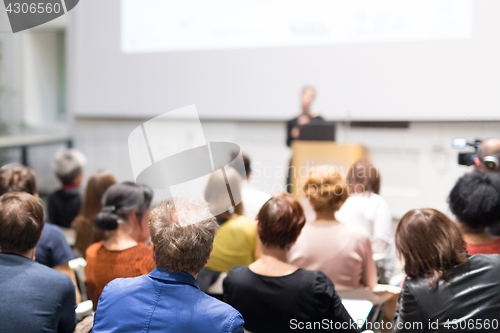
[
  {"x1": 448, "y1": 172, "x2": 500, "y2": 231},
  {"x1": 95, "y1": 182, "x2": 153, "y2": 230},
  {"x1": 230, "y1": 152, "x2": 250, "y2": 179},
  {"x1": 0, "y1": 192, "x2": 44, "y2": 253},
  {"x1": 257, "y1": 192, "x2": 306, "y2": 249},
  {"x1": 347, "y1": 160, "x2": 380, "y2": 195},
  {"x1": 0, "y1": 164, "x2": 37, "y2": 195},
  {"x1": 395, "y1": 208, "x2": 468, "y2": 288}
]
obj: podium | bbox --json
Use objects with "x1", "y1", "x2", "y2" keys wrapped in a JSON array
[{"x1": 289, "y1": 141, "x2": 369, "y2": 196}]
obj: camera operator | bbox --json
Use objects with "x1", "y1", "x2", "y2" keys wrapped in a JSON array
[
  {"x1": 474, "y1": 138, "x2": 500, "y2": 173},
  {"x1": 474, "y1": 138, "x2": 500, "y2": 172}
]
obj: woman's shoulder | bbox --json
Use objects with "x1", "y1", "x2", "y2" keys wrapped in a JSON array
[
  {"x1": 226, "y1": 265, "x2": 250, "y2": 278},
  {"x1": 230, "y1": 215, "x2": 256, "y2": 225},
  {"x1": 303, "y1": 270, "x2": 337, "y2": 299},
  {"x1": 406, "y1": 254, "x2": 500, "y2": 291},
  {"x1": 277, "y1": 268, "x2": 335, "y2": 293},
  {"x1": 468, "y1": 253, "x2": 500, "y2": 270},
  {"x1": 337, "y1": 221, "x2": 371, "y2": 240},
  {"x1": 343, "y1": 192, "x2": 388, "y2": 208},
  {"x1": 128, "y1": 243, "x2": 154, "y2": 257},
  {"x1": 85, "y1": 241, "x2": 104, "y2": 258},
  {"x1": 225, "y1": 266, "x2": 253, "y2": 287},
  {"x1": 227, "y1": 215, "x2": 257, "y2": 231}
]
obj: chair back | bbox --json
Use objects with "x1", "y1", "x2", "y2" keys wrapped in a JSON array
[{"x1": 69, "y1": 258, "x2": 88, "y2": 301}]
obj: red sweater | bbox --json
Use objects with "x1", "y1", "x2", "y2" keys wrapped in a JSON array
[
  {"x1": 85, "y1": 241, "x2": 155, "y2": 310},
  {"x1": 467, "y1": 237, "x2": 500, "y2": 256}
]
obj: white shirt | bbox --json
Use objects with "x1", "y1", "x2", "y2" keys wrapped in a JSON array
[
  {"x1": 335, "y1": 192, "x2": 395, "y2": 279},
  {"x1": 241, "y1": 184, "x2": 271, "y2": 220}
]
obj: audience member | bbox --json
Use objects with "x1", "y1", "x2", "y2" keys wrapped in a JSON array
[
  {"x1": 336, "y1": 160, "x2": 395, "y2": 282},
  {"x1": 72, "y1": 169, "x2": 117, "y2": 257},
  {"x1": 474, "y1": 138, "x2": 500, "y2": 173},
  {"x1": 449, "y1": 172, "x2": 500, "y2": 254},
  {"x1": 0, "y1": 192, "x2": 76, "y2": 333},
  {"x1": 85, "y1": 182, "x2": 154, "y2": 310},
  {"x1": 202, "y1": 167, "x2": 259, "y2": 277},
  {"x1": 288, "y1": 166, "x2": 377, "y2": 290},
  {"x1": 0, "y1": 163, "x2": 80, "y2": 303},
  {"x1": 224, "y1": 193, "x2": 359, "y2": 333},
  {"x1": 393, "y1": 208, "x2": 500, "y2": 332},
  {"x1": 231, "y1": 152, "x2": 271, "y2": 219},
  {"x1": 49, "y1": 149, "x2": 87, "y2": 228},
  {"x1": 92, "y1": 196, "x2": 245, "y2": 333}
]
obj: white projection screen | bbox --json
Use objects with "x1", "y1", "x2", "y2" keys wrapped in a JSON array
[{"x1": 71, "y1": 0, "x2": 500, "y2": 120}]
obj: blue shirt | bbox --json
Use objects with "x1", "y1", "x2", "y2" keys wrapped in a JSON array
[
  {"x1": 93, "y1": 268, "x2": 245, "y2": 333},
  {"x1": 0, "y1": 253, "x2": 76, "y2": 333},
  {"x1": 35, "y1": 223, "x2": 74, "y2": 268}
]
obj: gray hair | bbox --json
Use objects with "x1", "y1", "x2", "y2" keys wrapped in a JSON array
[
  {"x1": 52, "y1": 149, "x2": 87, "y2": 185},
  {"x1": 149, "y1": 196, "x2": 218, "y2": 274}
]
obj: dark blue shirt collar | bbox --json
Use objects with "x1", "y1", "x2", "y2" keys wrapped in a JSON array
[{"x1": 149, "y1": 267, "x2": 200, "y2": 290}]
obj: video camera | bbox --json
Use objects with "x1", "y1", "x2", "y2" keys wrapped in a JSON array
[{"x1": 452, "y1": 138, "x2": 482, "y2": 166}]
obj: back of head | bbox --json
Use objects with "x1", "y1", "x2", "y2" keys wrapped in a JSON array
[
  {"x1": 347, "y1": 159, "x2": 380, "y2": 195},
  {"x1": 149, "y1": 196, "x2": 219, "y2": 275},
  {"x1": 477, "y1": 138, "x2": 500, "y2": 172},
  {"x1": 0, "y1": 192, "x2": 44, "y2": 254},
  {"x1": 230, "y1": 152, "x2": 250, "y2": 179},
  {"x1": 0, "y1": 164, "x2": 36, "y2": 196},
  {"x1": 257, "y1": 192, "x2": 305, "y2": 249},
  {"x1": 302, "y1": 165, "x2": 347, "y2": 213},
  {"x1": 204, "y1": 166, "x2": 243, "y2": 216},
  {"x1": 395, "y1": 208, "x2": 467, "y2": 287},
  {"x1": 94, "y1": 182, "x2": 153, "y2": 231},
  {"x1": 448, "y1": 172, "x2": 500, "y2": 230},
  {"x1": 52, "y1": 149, "x2": 87, "y2": 185},
  {"x1": 80, "y1": 169, "x2": 118, "y2": 220}
]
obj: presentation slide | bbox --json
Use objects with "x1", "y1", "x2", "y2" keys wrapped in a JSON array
[
  {"x1": 71, "y1": 0, "x2": 500, "y2": 121},
  {"x1": 121, "y1": 0, "x2": 471, "y2": 53}
]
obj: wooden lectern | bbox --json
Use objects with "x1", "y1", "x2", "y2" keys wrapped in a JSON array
[{"x1": 290, "y1": 141, "x2": 369, "y2": 196}]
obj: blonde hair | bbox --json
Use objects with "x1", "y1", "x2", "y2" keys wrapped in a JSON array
[
  {"x1": 149, "y1": 196, "x2": 218, "y2": 274},
  {"x1": 302, "y1": 166, "x2": 347, "y2": 213}
]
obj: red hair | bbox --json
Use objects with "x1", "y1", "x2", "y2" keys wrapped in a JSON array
[{"x1": 257, "y1": 192, "x2": 306, "y2": 249}]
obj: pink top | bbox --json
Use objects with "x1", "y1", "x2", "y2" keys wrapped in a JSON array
[{"x1": 287, "y1": 221, "x2": 378, "y2": 291}]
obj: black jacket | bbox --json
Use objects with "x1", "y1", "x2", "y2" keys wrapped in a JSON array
[
  {"x1": 48, "y1": 187, "x2": 82, "y2": 228},
  {"x1": 286, "y1": 115, "x2": 324, "y2": 147},
  {"x1": 393, "y1": 254, "x2": 500, "y2": 333}
]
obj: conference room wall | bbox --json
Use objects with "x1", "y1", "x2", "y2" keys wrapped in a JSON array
[
  {"x1": 0, "y1": 26, "x2": 487, "y2": 219},
  {"x1": 55, "y1": 118, "x2": 490, "y2": 220}
]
